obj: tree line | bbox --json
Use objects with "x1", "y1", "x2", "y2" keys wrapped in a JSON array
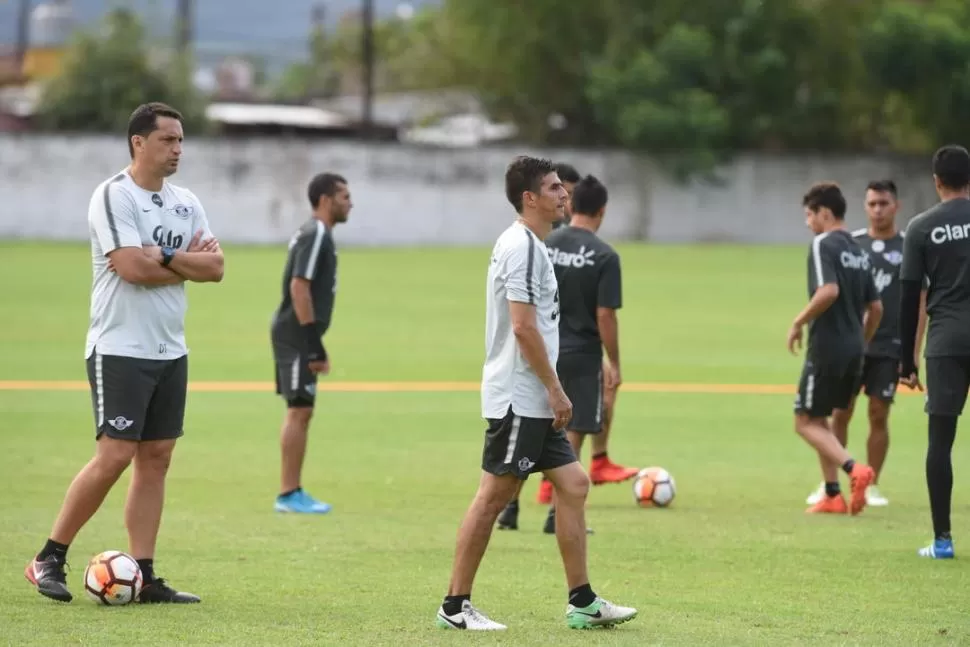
[{"x1": 33, "y1": 1, "x2": 970, "y2": 173}]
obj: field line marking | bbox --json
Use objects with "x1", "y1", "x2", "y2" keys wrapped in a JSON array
[{"x1": 0, "y1": 380, "x2": 925, "y2": 395}]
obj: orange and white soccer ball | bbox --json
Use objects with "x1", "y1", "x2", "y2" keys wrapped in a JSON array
[
  {"x1": 83, "y1": 550, "x2": 143, "y2": 605},
  {"x1": 633, "y1": 467, "x2": 676, "y2": 508}
]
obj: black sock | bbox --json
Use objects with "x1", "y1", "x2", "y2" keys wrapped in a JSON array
[
  {"x1": 841, "y1": 459, "x2": 855, "y2": 475},
  {"x1": 592, "y1": 452, "x2": 607, "y2": 461},
  {"x1": 279, "y1": 488, "x2": 301, "y2": 498},
  {"x1": 507, "y1": 498, "x2": 519, "y2": 508},
  {"x1": 546, "y1": 505, "x2": 556, "y2": 517},
  {"x1": 824, "y1": 482, "x2": 841, "y2": 497},
  {"x1": 137, "y1": 559, "x2": 155, "y2": 583},
  {"x1": 927, "y1": 414, "x2": 958, "y2": 540},
  {"x1": 442, "y1": 594, "x2": 470, "y2": 616},
  {"x1": 37, "y1": 539, "x2": 69, "y2": 563},
  {"x1": 569, "y1": 583, "x2": 596, "y2": 608}
]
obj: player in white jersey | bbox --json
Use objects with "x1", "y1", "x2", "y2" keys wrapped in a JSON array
[
  {"x1": 435, "y1": 156, "x2": 637, "y2": 631},
  {"x1": 24, "y1": 103, "x2": 224, "y2": 605}
]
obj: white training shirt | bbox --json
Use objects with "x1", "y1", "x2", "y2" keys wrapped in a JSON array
[
  {"x1": 481, "y1": 221, "x2": 560, "y2": 419},
  {"x1": 84, "y1": 169, "x2": 213, "y2": 361}
]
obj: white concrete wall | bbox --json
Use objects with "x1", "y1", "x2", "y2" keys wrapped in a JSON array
[{"x1": 0, "y1": 134, "x2": 939, "y2": 246}]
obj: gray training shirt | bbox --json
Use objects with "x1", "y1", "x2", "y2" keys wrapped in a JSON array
[{"x1": 85, "y1": 169, "x2": 213, "y2": 361}]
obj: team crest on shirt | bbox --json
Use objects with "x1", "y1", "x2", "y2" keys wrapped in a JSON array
[
  {"x1": 170, "y1": 203, "x2": 194, "y2": 220},
  {"x1": 871, "y1": 240, "x2": 885, "y2": 253},
  {"x1": 883, "y1": 250, "x2": 904, "y2": 266},
  {"x1": 151, "y1": 194, "x2": 163, "y2": 207}
]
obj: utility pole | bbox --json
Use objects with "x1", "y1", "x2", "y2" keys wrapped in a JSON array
[
  {"x1": 15, "y1": 0, "x2": 30, "y2": 71},
  {"x1": 175, "y1": 0, "x2": 193, "y2": 53},
  {"x1": 361, "y1": 0, "x2": 375, "y2": 138}
]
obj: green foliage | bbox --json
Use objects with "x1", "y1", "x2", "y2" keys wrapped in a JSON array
[
  {"x1": 425, "y1": 0, "x2": 970, "y2": 176},
  {"x1": 862, "y1": 1, "x2": 970, "y2": 149},
  {"x1": 35, "y1": 9, "x2": 206, "y2": 134}
]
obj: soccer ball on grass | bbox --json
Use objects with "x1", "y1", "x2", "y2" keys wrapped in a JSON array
[
  {"x1": 83, "y1": 550, "x2": 143, "y2": 605},
  {"x1": 632, "y1": 467, "x2": 676, "y2": 508}
]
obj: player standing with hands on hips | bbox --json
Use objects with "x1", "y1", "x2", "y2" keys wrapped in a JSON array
[
  {"x1": 899, "y1": 144, "x2": 970, "y2": 560},
  {"x1": 25, "y1": 102, "x2": 224, "y2": 604}
]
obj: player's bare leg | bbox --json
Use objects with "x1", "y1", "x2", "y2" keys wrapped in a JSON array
[
  {"x1": 795, "y1": 414, "x2": 874, "y2": 515},
  {"x1": 437, "y1": 472, "x2": 518, "y2": 630},
  {"x1": 543, "y1": 462, "x2": 591, "y2": 586},
  {"x1": 864, "y1": 397, "x2": 891, "y2": 506},
  {"x1": 26, "y1": 436, "x2": 138, "y2": 602},
  {"x1": 866, "y1": 398, "x2": 890, "y2": 482},
  {"x1": 124, "y1": 439, "x2": 199, "y2": 603},
  {"x1": 589, "y1": 375, "x2": 638, "y2": 485},
  {"x1": 544, "y1": 461, "x2": 637, "y2": 629},
  {"x1": 276, "y1": 405, "x2": 330, "y2": 514},
  {"x1": 127, "y1": 439, "x2": 175, "y2": 562},
  {"x1": 545, "y1": 434, "x2": 594, "y2": 535},
  {"x1": 807, "y1": 404, "x2": 853, "y2": 505},
  {"x1": 51, "y1": 437, "x2": 138, "y2": 546},
  {"x1": 280, "y1": 406, "x2": 312, "y2": 494},
  {"x1": 448, "y1": 472, "x2": 520, "y2": 596},
  {"x1": 496, "y1": 479, "x2": 527, "y2": 530}
]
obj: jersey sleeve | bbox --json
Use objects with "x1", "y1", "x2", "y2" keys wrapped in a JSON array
[
  {"x1": 597, "y1": 252, "x2": 622, "y2": 309},
  {"x1": 504, "y1": 236, "x2": 541, "y2": 304},
  {"x1": 188, "y1": 191, "x2": 215, "y2": 239},
  {"x1": 900, "y1": 221, "x2": 926, "y2": 283},
  {"x1": 90, "y1": 182, "x2": 142, "y2": 255},
  {"x1": 811, "y1": 235, "x2": 838, "y2": 286},
  {"x1": 291, "y1": 222, "x2": 329, "y2": 281}
]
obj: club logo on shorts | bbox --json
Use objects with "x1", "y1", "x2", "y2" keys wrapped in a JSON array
[
  {"x1": 107, "y1": 416, "x2": 134, "y2": 431},
  {"x1": 518, "y1": 457, "x2": 535, "y2": 472},
  {"x1": 304, "y1": 383, "x2": 316, "y2": 396}
]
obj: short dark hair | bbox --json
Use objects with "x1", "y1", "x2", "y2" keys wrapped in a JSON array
[
  {"x1": 127, "y1": 102, "x2": 182, "y2": 158},
  {"x1": 308, "y1": 173, "x2": 347, "y2": 209},
  {"x1": 571, "y1": 175, "x2": 608, "y2": 216},
  {"x1": 554, "y1": 162, "x2": 580, "y2": 184},
  {"x1": 802, "y1": 182, "x2": 847, "y2": 220},
  {"x1": 932, "y1": 145, "x2": 970, "y2": 190},
  {"x1": 866, "y1": 179, "x2": 898, "y2": 197},
  {"x1": 505, "y1": 156, "x2": 555, "y2": 214}
]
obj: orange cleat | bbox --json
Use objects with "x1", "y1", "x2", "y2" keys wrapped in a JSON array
[
  {"x1": 590, "y1": 457, "x2": 639, "y2": 485},
  {"x1": 849, "y1": 463, "x2": 875, "y2": 515},
  {"x1": 537, "y1": 478, "x2": 553, "y2": 504},
  {"x1": 806, "y1": 493, "x2": 848, "y2": 514}
]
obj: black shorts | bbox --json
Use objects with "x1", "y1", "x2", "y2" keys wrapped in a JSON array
[
  {"x1": 925, "y1": 356, "x2": 970, "y2": 417},
  {"x1": 557, "y1": 354, "x2": 603, "y2": 434},
  {"x1": 272, "y1": 345, "x2": 317, "y2": 408},
  {"x1": 482, "y1": 407, "x2": 577, "y2": 479},
  {"x1": 793, "y1": 356, "x2": 863, "y2": 418},
  {"x1": 860, "y1": 356, "x2": 899, "y2": 403},
  {"x1": 85, "y1": 352, "x2": 188, "y2": 442}
]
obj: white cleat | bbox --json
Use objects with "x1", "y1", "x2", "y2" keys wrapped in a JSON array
[
  {"x1": 566, "y1": 597, "x2": 638, "y2": 629},
  {"x1": 866, "y1": 485, "x2": 889, "y2": 506},
  {"x1": 435, "y1": 600, "x2": 507, "y2": 631},
  {"x1": 805, "y1": 482, "x2": 826, "y2": 505}
]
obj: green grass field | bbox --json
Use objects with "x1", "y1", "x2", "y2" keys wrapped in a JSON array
[{"x1": 1, "y1": 241, "x2": 969, "y2": 646}]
